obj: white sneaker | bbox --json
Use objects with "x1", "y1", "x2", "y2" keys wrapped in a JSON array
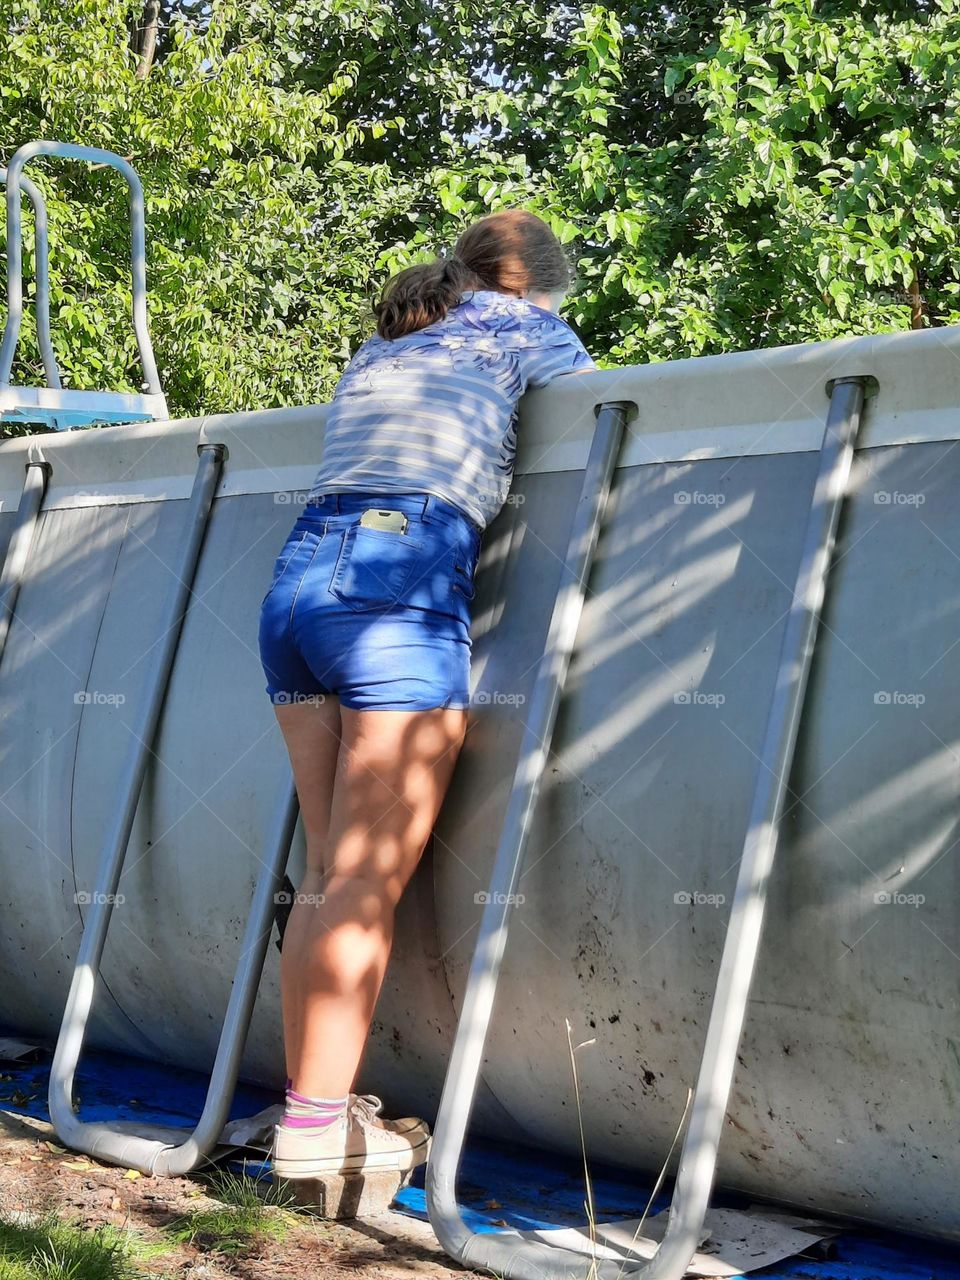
[{"x1": 271, "y1": 1093, "x2": 430, "y2": 1179}]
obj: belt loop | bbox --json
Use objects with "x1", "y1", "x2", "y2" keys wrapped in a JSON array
[{"x1": 422, "y1": 493, "x2": 435, "y2": 521}]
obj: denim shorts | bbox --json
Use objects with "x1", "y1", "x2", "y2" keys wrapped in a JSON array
[{"x1": 258, "y1": 491, "x2": 482, "y2": 711}]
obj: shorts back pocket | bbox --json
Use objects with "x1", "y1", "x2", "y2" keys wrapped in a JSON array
[{"x1": 330, "y1": 523, "x2": 425, "y2": 611}]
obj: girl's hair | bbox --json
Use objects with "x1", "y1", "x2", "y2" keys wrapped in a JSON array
[{"x1": 373, "y1": 208, "x2": 575, "y2": 341}]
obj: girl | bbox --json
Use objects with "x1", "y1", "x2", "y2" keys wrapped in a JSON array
[{"x1": 257, "y1": 207, "x2": 596, "y2": 1182}]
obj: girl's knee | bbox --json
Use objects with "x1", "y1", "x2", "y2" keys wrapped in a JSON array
[{"x1": 320, "y1": 868, "x2": 406, "y2": 915}]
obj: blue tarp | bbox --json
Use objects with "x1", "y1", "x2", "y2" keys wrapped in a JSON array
[{"x1": 1, "y1": 1041, "x2": 958, "y2": 1280}]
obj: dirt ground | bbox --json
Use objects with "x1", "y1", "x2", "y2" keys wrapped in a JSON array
[{"x1": 0, "y1": 1107, "x2": 484, "y2": 1279}]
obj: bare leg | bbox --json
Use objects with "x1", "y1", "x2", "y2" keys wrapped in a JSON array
[
  {"x1": 274, "y1": 695, "x2": 342, "y2": 1084},
  {"x1": 276, "y1": 701, "x2": 468, "y2": 1098}
]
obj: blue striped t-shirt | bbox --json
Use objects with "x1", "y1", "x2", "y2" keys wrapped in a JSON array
[{"x1": 306, "y1": 288, "x2": 596, "y2": 528}]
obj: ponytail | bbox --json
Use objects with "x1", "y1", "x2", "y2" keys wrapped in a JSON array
[{"x1": 374, "y1": 254, "x2": 478, "y2": 340}]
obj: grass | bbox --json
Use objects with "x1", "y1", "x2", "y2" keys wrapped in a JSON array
[
  {"x1": 0, "y1": 1166, "x2": 299, "y2": 1277},
  {"x1": 564, "y1": 1017, "x2": 693, "y2": 1280},
  {"x1": 0, "y1": 1212, "x2": 159, "y2": 1280},
  {"x1": 164, "y1": 1167, "x2": 295, "y2": 1256}
]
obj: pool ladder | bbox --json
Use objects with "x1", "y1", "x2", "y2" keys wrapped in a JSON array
[{"x1": 0, "y1": 140, "x2": 168, "y2": 431}]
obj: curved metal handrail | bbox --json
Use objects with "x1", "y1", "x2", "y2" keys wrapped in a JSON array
[
  {"x1": 0, "y1": 168, "x2": 60, "y2": 389},
  {"x1": 0, "y1": 141, "x2": 161, "y2": 395}
]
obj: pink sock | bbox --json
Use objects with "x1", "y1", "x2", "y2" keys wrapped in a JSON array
[{"x1": 281, "y1": 1086, "x2": 349, "y2": 1131}]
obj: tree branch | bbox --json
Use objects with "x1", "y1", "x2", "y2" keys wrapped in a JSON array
[{"x1": 134, "y1": 0, "x2": 160, "y2": 80}]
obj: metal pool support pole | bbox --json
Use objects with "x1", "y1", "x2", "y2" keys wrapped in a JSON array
[
  {"x1": 425, "y1": 399, "x2": 633, "y2": 1275},
  {"x1": 0, "y1": 450, "x2": 51, "y2": 667},
  {"x1": 46, "y1": 440, "x2": 292, "y2": 1176},
  {"x1": 51, "y1": 770, "x2": 301, "y2": 1175},
  {"x1": 426, "y1": 378, "x2": 868, "y2": 1280}
]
